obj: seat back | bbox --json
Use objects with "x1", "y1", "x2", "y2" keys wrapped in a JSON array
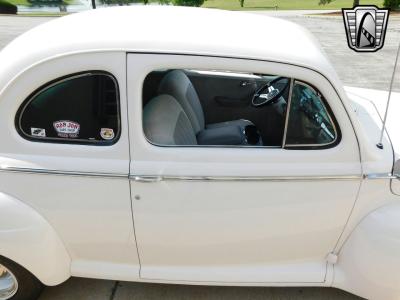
[
  {"x1": 158, "y1": 70, "x2": 205, "y2": 134},
  {"x1": 143, "y1": 94, "x2": 197, "y2": 146}
]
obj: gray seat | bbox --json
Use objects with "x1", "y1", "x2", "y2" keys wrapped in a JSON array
[
  {"x1": 143, "y1": 94, "x2": 197, "y2": 146},
  {"x1": 158, "y1": 70, "x2": 205, "y2": 134},
  {"x1": 206, "y1": 119, "x2": 254, "y2": 130},
  {"x1": 143, "y1": 94, "x2": 250, "y2": 146},
  {"x1": 158, "y1": 70, "x2": 258, "y2": 145}
]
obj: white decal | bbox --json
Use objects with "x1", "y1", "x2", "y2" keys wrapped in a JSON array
[
  {"x1": 100, "y1": 128, "x2": 115, "y2": 140},
  {"x1": 31, "y1": 128, "x2": 46, "y2": 137},
  {"x1": 53, "y1": 120, "x2": 80, "y2": 138}
]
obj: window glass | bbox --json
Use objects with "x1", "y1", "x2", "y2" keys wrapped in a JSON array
[
  {"x1": 143, "y1": 69, "x2": 290, "y2": 148},
  {"x1": 142, "y1": 69, "x2": 338, "y2": 149},
  {"x1": 17, "y1": 72, "x2": 120, "y2": 144},
  {"x1": 285, "y1": 81, "x2": 337, "y2": 147}
]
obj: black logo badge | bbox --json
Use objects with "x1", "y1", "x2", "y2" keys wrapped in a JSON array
[{"x1": 342, "y1": 5, "x2": 389, "y2": 52}]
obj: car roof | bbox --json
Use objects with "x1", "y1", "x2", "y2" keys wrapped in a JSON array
[{"x1": 0, "y1": 6, "x2": 339, "y2": 86}]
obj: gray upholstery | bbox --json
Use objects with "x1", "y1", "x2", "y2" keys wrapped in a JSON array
[
  {"x1": 206, "y1": 119, "x2": 253, "y2": 130},
  {"x1": 197, "y1": 125, "x2": 245, "y2": 145},
  {"x1": 158, "y1": 70, "x2": 205, "y2": 134},
  {"x1": 143, "y1": 94, "x2": 197, "y2": 146},
  {"x1": 157, "y1": 70, "x2": 262, "y2": 146},
  {"x1": 204, "y1": 119, "x2": 263, "y2": 145}
]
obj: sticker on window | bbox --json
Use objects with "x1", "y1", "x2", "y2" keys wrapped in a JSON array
[
  {"x1": 31, "y1": 128, "x2": 46, "y2": 137},
  {"x1": 100, "y1": 128, "x2": 115, "y2": 140},
  {"x1": 53, "y1": 120, "x2": 80, "y2": 138}
]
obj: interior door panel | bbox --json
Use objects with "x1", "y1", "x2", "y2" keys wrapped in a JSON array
[
  {"x1": 187, "y1": 71, "x2": 260, "y2": 122},
  {"x1": 214, "y1": 95, "x2": 250, "y2": 107}
]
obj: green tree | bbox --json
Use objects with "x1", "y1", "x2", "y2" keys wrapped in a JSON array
[
  {"x1": 0, "y1": 0, "x2": 17, "y2": 14},
  {"x1": 98, "y1": 0, "x2": 151, "y2": 5},
  {"x1": 384, "y1": 0, "x2": 399, "y2": 9},
  {"x1": 239, "y1": 0, "x2": 244, "y2": 7},
  {"x1": 173, "y1": 0, "x2": 204, "y2": 6}
]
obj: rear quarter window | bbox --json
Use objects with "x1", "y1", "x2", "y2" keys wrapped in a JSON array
[{"x1": 16, "y1": 72, "x2": 121, "y2": 145}]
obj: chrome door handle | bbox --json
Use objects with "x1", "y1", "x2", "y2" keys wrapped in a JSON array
[{"x1": 132, "y1": 176, "x2": 163, "y2": 183}]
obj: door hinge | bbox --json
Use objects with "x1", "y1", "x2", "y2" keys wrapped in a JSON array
[{"x1": 326, "y1": 252, "x2": 338, "y2": 264}]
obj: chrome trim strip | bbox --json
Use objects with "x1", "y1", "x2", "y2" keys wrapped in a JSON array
[
  {"x1": 0, "y1": 166, "x2": 127, "y2": 179},
  {"x1": 282, "y1": 78, "x2": 294, "y2": 148},
  {"x1": 0, "y1": 166, "x2": 364, "y2": 181},
  {"x1": 133, "y1": 175, "x2": 163, "y2": 183},
  {"x1": 130, "y1": 174, "x2": 361, "y2": 182},
  {"x1": 365, "y1": 173, "x2": 399, "y2": 180}
]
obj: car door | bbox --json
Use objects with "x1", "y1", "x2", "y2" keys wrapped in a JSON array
[{"x1": 128, "y1": 54, "x2": 362, "y2": 284}]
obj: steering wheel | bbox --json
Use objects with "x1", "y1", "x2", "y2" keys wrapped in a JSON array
[{"x1": 251, "y1": 77, "x2": 290, "y2": 107}]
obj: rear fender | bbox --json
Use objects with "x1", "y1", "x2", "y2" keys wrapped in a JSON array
[{"x1": 0, "y1": 192, "x2": 71, "y2": 285}]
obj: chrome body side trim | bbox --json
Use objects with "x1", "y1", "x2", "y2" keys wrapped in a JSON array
[
  {"x1": 364, "y1": 173, "x2": 399, "y2": 180},
  {"x1": 0, "y1": 166, "x2": 366, "y2": 181},
  {"x1": 0, "y1": 166, "x2": 127, "y2": 179},
  {"x1": 133, "y1": 176, "x2": 163, "y2": 183},
  {"x1": 130, "y1": 175, "x2": 362, "y2": 182}
]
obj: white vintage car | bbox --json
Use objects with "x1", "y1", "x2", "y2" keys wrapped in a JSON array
[{"x1": 0, "y1": 6, "x2": 399, "y2": 300}]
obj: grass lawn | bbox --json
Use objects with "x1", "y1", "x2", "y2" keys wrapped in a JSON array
[
  {"x1": 8, "y1": 0, "x2": 77, "y2": 5},
  {"x1": 203, "y1": 0, "x2": 384, "y2": 10},
  {"x1": 0, "y1": 0, "x2": 15, "y2": 5}
]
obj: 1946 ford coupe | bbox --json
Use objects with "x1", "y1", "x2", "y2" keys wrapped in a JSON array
[{"x1": 0, "y1": 6, "x2": 399, "y2": 300}]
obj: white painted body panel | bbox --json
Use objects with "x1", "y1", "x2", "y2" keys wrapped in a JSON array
[
  {"x1": 345, "y1": 87, "x2": 393, "y2": 173},
  {"x1": 132, "y1": 180, "x2": 358, "y2": 283},
  {"x1": 0, "y1": 7, "x2": 397, "y2": 300},
  {"x1": 0, "y1": 52, "x2": 141, "y2": 283},
  {"x1": 333, "y1": 180, "x2": 400, "y2": 300},
  {"x1": 128, "y1": 54, "x2": 361, "y2": 283},
  {"x1": 346, "y1": 86, "x2": 400, "y2": 195},
  {"x1": 0, "y1": 192, "x2": 70, "y2": 285}
]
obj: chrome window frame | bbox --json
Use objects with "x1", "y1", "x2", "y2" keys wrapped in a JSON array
[
  {"x1": 15, "y1": 71, "x2": 122, "y2": 146},
  {"x1": 142, "y1": 69, "x2": 340, "y2": 150}
]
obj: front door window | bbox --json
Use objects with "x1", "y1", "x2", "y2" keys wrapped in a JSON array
[{"x1": 142, "y1": 69, "x2": 339, "y2": 149}]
